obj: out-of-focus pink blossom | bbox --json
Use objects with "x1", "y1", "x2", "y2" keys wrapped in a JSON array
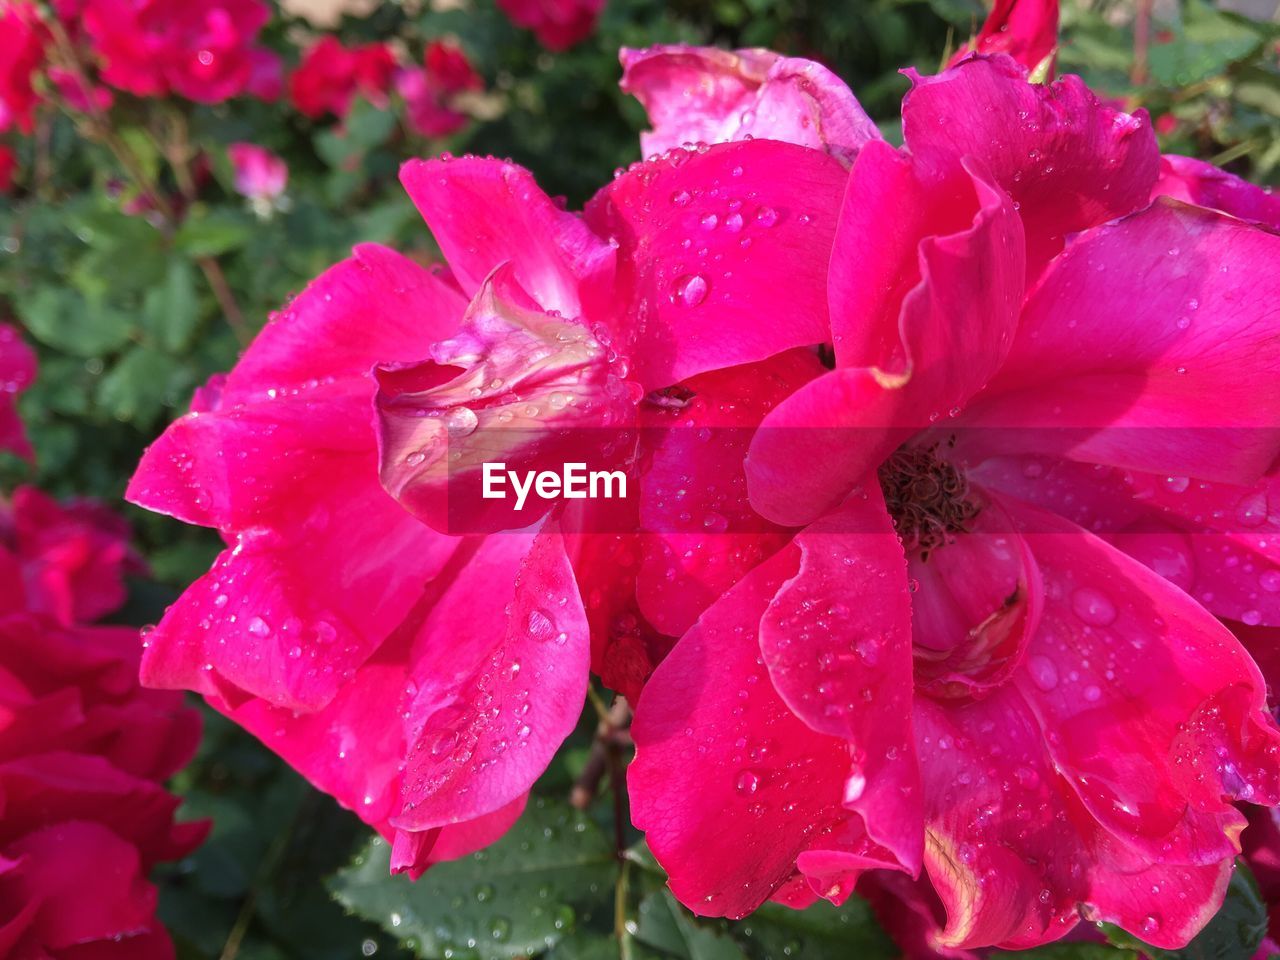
[
  {"x1": 630, "y1": 54, "x2": 1280, "y2": 953},
  {"x1": 950, "y1": 0, "x2": 1059, "y2": 76},
  {"x1": 0, "y1": 2, "x2": 45, "y2": 134},
  {"x1": 46, "y1": 66, "x2": 114, "y2": 113},
  {"x1": 0, "y1": 613, "x2": 205, "y2": 959},
  {"x1": 81, "y1": 0, "x2": 279, "y2": 104},
  {"x1": 0, "y1": 486, "x2": 145, "y2": 626},
  {"x1": 0, "y1": 324, "x2": 35, "y2": 458},
  {"x1": 288, "y1": 36, "x2": 397, "y2": 119},
  {"x1": 227, "y1": 141, "x2": 287, "y2": 203},
  {"x1": 397, "y1": 40, "x2": 482, "y2": 138},
  {"x1": 496, "y1": 0, "x2": 604, "y2": 51}
]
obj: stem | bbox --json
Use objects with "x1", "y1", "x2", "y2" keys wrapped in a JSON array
[
  {"x1": 615, "y1": 859, "x2": 634, "y2": 960},
  {"x1": 570, "y1": 697, "x2": 631, "y2": 811},
  {"x1": 198, "y1": 256, "x2": 251, "y2": 345},
  {"x1": 1132, "y1": 0, "x2": 1154, "y2": 86}
]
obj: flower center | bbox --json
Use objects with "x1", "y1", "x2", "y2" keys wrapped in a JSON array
[{"x1": 877, "y1": 442, "x2": 979, "y2": 560}]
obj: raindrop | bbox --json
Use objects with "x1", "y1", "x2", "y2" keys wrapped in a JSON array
[
  {"x1": 672, "y1": 274, "x2": 709, "y2": 307},
  {"x1": 1071, "y1": 587, "x2": 1117, "y2": 627},
  {"x1": 1028, "y1": 655, "x2": 1059, "y2": 691}
]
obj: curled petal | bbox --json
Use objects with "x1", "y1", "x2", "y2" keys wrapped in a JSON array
[
  {"x1": 759, "y1": 492, "x2": 924, "y2": 876},
  {"x1": 620, "y1": 45, "x2": 879, "y2": 162},
  {"x1": 1153, "y1": 155, "x2": 1280, "y2": 230},
  {"x1": 903, "y1": 56, "x2": 1158, "y2": 274},
  {"x1": 400, "y1": 156, "x2": 616, "y2": 322},
  {"x1": 376, "y1": 266, "x2": 638, "y2": 533},
  {"x1": 748, "y1": 143, "x2": 1023, "y2": 527}
]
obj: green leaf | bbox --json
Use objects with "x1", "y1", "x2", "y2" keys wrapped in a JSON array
[
  {"x1": 97, "y1": 345, "x2": 183, "y2": 424},
  {"x1": 143, "y1": 258, "x2": 201, "y2": 351},
  {"x1": 330, "y1": 797, "x2": 616, "y2": 959},
  {"x1": 17, "y1": 286, "x2": 134, "y2": 356},
  {"x1": 635, "y1": 891, "x2": 748, "y2": 960},
  {"x1": 730, "y1": 899, "x2": 897, "y2": 960},
  {"x1": 176, "y1": 208, "x2": 255, "y2": 256},
  {"x1": 1147, "y1": 2, "x2": 1269, "y2": 88},
  {"x1": 1102, "y1": 861, "x2": 1267, "y2": 960},
  {"x1": 345, "y1": 97, "x2": 399, "y2": 149}
]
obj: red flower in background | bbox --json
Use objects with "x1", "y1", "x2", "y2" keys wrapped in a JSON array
[
  {"x1": 0, "y1": 146, "x2": 14, "y2": 193},
  {"x1": 0, "y1": 486, "x2": 145, "y2": 627},
  {"x1": 496, "y1": 0, "x2": 605, "y2": 51},
  {"x1": 288, "y1": 36, "x2": 397, "y2": 119},
  {"x1": 398, "y1": 40, "x2": 482, "y2": 138},
  {"x1": 0, "y1": 614, "x2": 205, "y2": 960},
  {"x1": 950, "y1": 0, "x2": 1059, "y2": 76},
  {"x1": 81, "y1": 0, "x2": 281, "y2": 104},
  {"x1": 0, "y1": 2, "x2": 45, "y2": 134},
  {"x1": 0, "y1": 324, "x2": 36, "y2": 459}
]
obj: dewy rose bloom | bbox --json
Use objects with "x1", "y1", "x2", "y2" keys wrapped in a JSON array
[
  {"x1": 0, "y1": 613, "x2": 205, "y2": 959},
  {"x1": 628, "y1": 51, "x2": 1280, "y2": 952},
  {"x1": 81, "y1": 0, "x2": 281, "y2": 104},
  {"x1": 130, "y1": 71, "x2": 863, "y2": 870}
]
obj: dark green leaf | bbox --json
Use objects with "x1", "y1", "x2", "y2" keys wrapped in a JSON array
[
  {"x1": 634, "y1": 891, "x2": 748, "y2": 960},
  {"x1": 330, "y1": 798, "x2": 616, "y2": 959}
]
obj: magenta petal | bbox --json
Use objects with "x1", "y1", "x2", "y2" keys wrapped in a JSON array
[
  {"x1": 748, "y1": 143, "x2": 1023, "y2": 527},
  {"x1": 619, "y1": 45, "x2": 880, "y2": 162},
  {"x1": 636, "y1": 349, "x2": 822, "y2": 636},
  {"x1": 903, "y1": 56, "x2": 1158, "y2": 273},
  {"x1": 967, "y1": 200, "x2": 1280, "y2": 484},
  {"x1": 758, "y1": 492, "x2": 923, "y2": 875},
  {"x1": 1153, "y1": 154, "x2": 1280, "y2": 230},
  {"x1": 400, "y1": 156, "x2": 616, "y2": 322},
  {"x1": 584, "y1": 139, "x2": 848, "y2": 388},
  {"x1": 1007, "y1": 498, "x2": 1280, "y2": 856},
  {"x1": 395, "y1": 526, "x2": 589, "y2": 829},
  {"x1": 629, "y1": 546, "x2": 882, "y2": 918}
]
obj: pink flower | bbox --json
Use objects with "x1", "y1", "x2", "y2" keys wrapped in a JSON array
[
  {"x1": 288, "y1": 36, "x2": 397, "y2": 119},
  {"x1": 1153, "y1": 154, "x2": 1280, "y2": 231},
  {"x1": 46, "y1": 67, "x2": 115, "y2": 113},
  {"x1": 496, "y1": 0, "x2": 604, "y2": 51},
  {"x1": 0, "y1": 323, "x2": 36, "y2": 458},
  {"x1": 227, "y1": 141, "x2": 287, "y2": 204},
  {"x1": 630, "y1": 54, "x2": 1280, "y2": 952},
  {"x1": 0, "y1": 486, "x2": 145, "y2": 626},
  {"x1": 397, "y1": 40, "x2": 483, "y2": 139},
  {"x1": 81, "y1": 0, "x2": 279, "y2": 104},
  {"x1": 950, "y1": 0, "x2": 1059, "y2": 76},
  {"x1": 0, "y1": 2, "x2": 45, "y2": 134},
  {"x1": 620, "y1": 44, "x2": 881, "y2": 163},
  {"x1": 0, "y1": 613, "x2": 206, "y2": 959},
  {"x1": 130, "y1": 106, "x2": 850, "y2": 869}
]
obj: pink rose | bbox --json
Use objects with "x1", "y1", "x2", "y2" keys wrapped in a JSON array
[
  {"x1": 496, "y1": 0, "x2": 605, "y2": 51},
  {"x1": 227, "y1": 141, "x2": 288, "y2": 204},
  {"x1": 0, "y1": 613, "x2": 206, "y2": 959},
  {"x1": 0, "y1": 324, "x2": 36, "y2": 458},
  {"x1": 0, "y1": 486, "x2": 145, "y2": 626},
  {"x1": 288, "y1": 36, "x2": 397, "y2": 119},
  {"x1": 397, "y1": 40, "x2": 483, "y2": 139},
  {"x1": 129, "y1": 104, "x2": 852, "y2": 870},
  {"x1": 81, "y1": 0, "x2": 280, "y2": 104},
  {"x1": 627, "y1": 53, "x2": 1280, "y2": 952}
]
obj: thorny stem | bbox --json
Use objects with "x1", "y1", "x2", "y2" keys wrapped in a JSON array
[{"x1": 43, "y1": 16, "x2": 251, "y2": 345}]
